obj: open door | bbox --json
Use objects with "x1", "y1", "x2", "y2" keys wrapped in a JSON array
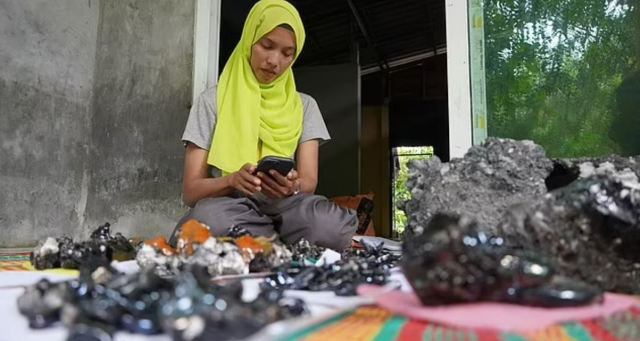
[{"x1": 294, "y1": 63, "x2": 361, "y2": 199}]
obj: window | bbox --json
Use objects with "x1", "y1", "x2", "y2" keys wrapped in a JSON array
[
  {"x1": 470, "y1": 0, "x2": 640, "y2": 157},
  {"x1": 392, "y1": 146, "x2": 434, "y2": 237}
]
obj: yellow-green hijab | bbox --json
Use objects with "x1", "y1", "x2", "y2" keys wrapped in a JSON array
[{"x1": 208, "y1": 0, "x2": 306, "y2": 175}]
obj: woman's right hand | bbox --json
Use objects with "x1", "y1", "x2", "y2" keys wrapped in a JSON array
[{"x1": 228, "y1": 163, "x2": 262, "y2": 196}]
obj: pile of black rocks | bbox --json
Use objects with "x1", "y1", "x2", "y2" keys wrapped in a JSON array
[
  {"x1": 287, "y1": 238, "x2": 326, "y2": 263},
  {"x1": 402, "y1": 213, "x2": 603, "y2": 307},
  {"x1": 18, "y1": 233, "x2": 406, "y2": 340},
  {"x1": 18, "y1": 259, "x2": 306, "y2": 341},
  {"x1": 401, "y1": 137, "x2": 640, "y2": 295},
  {"x1": 30, "y1": 223, "x2": 137, "y2": 270},
  {"x1": 265, "y1": 243, "x2": 401, "y2": 296}
]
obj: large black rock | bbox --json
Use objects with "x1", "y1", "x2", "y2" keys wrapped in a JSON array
[
  {"x1": 497, "y1": 176, "x2": 640, "y2": 294},
  {"x1": 402, "y1": 138, "x2": 553, "y2": 236},
  {"x1": 401, "y1": 213, "x2": 603, "y2": 307},
  {"x1": 402, "y1": 138, "x2": 640, "y2": 294},
  {"x1": 30, "y1": 223, "x2": 136, "y2": 271}
]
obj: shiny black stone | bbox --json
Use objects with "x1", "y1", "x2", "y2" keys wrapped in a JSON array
[
  {"x1": 90, "y1": 223, "x2": 112, "y2": 242},
  {"x1": 18, "y1": 259, "x2": 306, "y2": 340},
  {"x1": 401, "y1": 213, "x2": 603, "y2": 307},
  {"x1": 248, "y1": 252, "x2": 273, "y2": 273},
  {"x1": 287, "y1": 238, "x2": 325, "y2": 262},
  {"x1": 60, "y1": 241, "x2": 112, "y2": 269},
  {"x1": 17, "y1": 279, "x2": 69, "y2": 329},
  {"x1": 226, "y1": 225, "x2": 252, "y2": 239},
  {"x1": 264, "y1": 243, "x2": 399, "y2": 296}
]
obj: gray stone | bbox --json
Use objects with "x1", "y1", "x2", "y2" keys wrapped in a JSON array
[
  {"x1": 402, "y1": 138, "x2": 553, "y2": 236},
  {"x1": 550, "y1": 155, "x2": 640, "y2": 186}
]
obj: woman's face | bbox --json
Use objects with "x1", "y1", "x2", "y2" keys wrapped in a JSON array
[{"x1": 250, "y1": 26, "x2": 297, "y2": 84}]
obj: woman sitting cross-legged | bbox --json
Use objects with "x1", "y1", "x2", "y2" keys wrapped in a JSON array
[{"x1": 169, "y1": 0, "x2": 358, "y2": 251}]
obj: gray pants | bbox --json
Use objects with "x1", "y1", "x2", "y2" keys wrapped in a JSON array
[{"x1": 168, "y1": 193, "x2": 358, "y2": 251}]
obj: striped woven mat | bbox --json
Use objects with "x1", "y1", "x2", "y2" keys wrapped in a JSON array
[
  {"x1": 284, "y1": 306, "x2": 640, "y2": 341},
  {"x1": 0, "y1": 252, "x2": 31, "y2": 272},
  {"x1": 0, "y1": 251, "x2": 78, "y2": 275}
]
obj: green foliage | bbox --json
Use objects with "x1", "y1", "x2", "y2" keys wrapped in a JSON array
[
  {"x1": 392, "y1": 147, "x2": 434, "y2": 235},
  {"x1": 484, "y1": 0, "x2": 638, "y2": 157}
]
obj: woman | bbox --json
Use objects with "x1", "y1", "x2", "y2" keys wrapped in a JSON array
[{"x1": 169, "y1": 0, "x2": 357, "y2": 251}]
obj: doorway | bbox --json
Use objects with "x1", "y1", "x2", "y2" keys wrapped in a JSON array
[{"x1": 216, "y1": 0, "x2": 454, "y2": 238}]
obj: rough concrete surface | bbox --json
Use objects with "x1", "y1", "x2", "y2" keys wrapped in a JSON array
[
  {"x1": 83, "y1": 0, "x2": 194, "y2": 241},
  {"x1": 0, "y1": 0, "x2": 195, "y2": 246},
  {"x1": 0, "y1": 0, "x2": 99, "y2": 245}
]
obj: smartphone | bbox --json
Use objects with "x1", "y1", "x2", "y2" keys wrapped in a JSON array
[{"x1": 255, "y1": 156, "x2": 295, "y2": 178}]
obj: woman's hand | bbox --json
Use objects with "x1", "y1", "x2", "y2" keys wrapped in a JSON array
[
  {"x1": 228, "y1": 163, "x2": 262, "y2": 196},
  {"x1": 258, "y1": 170, "x2": 300, "y2": 199}
]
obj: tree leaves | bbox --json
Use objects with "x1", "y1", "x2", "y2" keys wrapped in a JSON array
[{"x1": 484, "y1": 0, "x2": 638, "y2": 157}]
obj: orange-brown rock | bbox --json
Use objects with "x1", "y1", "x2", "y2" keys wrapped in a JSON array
[
  {"x1": 235, "y1": 235, "x2": 264, "y2": 261},
  {"x1": 144, "y1": 236, "x2": 176, "y2": 256},
  {"x1": 176, "y1": 219, "x2": 211, "y2": 255}
]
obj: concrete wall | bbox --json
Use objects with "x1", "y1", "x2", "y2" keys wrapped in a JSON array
[
  {"x1": 0, "y1": 0, "x2": 100, "y2": 246},
  {"x1": 85, "y1": 0, "x2": 193, "y2": 241},
  {"x1": 0, "y1": 0, "x2": 194, "y2": 246},
  {"x1": 294, "y1": 63, "x2": 361, "y2": 198}
]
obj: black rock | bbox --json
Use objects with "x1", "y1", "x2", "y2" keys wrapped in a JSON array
[
  {"x1": 402, "y1": 138, "x2": 553, "y2": 236},
  {"x1": 67, "y1": 320, "x2": 115, "y2": 341},
  {"x1": 30, "y1": 223, "x2": 134, "y2": 271},
  {"x1": 90, "y1": 223, "x2": 112, "y2": 242},
  {"x1": 30, "y1": 238, "x2": 61, "y2": 270},
  {"x1": 60, "y1": 241, "x2": 112, "y2": 269},
  {"x1": 17, "y1": 279, "x2": 70, "y2": 329},
  {"x1": 226, "y1": 225, "x2": 252, "y2": 239},
  {"x1": 57, "y1": 236, "x2": 74, "y2": 249},
  {"x1": 249, "y1": 252, "x2": 273, "y2": 273},
  {"x1": 401, "y1": 213, "x2": 603, "y2": 307},
  {"x1": 287, "y1": 238, "x2": 325, "y2": 263},
  {"x1": 497, "y1": 176, "x2": 640, "y2": 294},
  {"x1": 108, "y1": 232, "x2": 136, "y2": 261},
  {"x1": 400, "y1": 137, "x2": 640, "y2": 295},
  {"x1": 265, "y1": 243, "x2": 399, "y2": 296},
  {"x1": 161, "y1": 265, "x2": 305, "y2": 341},
  {"x1": 18, "y1": 261, "x2": 305, "y2": 340},
  {"x1": 90, "y1": 223, "x2": 135, "y2": 261}
]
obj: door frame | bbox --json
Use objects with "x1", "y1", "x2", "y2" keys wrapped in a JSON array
[
  {"x1": 192, "y1": 0, "x2": 222, "y2": 104},
  {"x1": 445, "y1": 0, "x2": 474, "y2": 158},
  {"x1": 193, "y1": 0, "x2": 476, "y2": 158}
]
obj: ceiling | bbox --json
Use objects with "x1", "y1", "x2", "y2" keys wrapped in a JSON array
[
  {"x1": 292, "y1": 0, "x2": 447, "y2": 70},
  {"x1": 220, "y1": 0, "x2": 447, "y2": 73}
]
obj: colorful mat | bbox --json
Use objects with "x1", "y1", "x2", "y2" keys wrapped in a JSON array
[
  {"x1": 0, "y1": 251, "x2": 78, "y2": 275},
  {"x1": 284, "y1": 306, "x2": 640, "y2": 341},
  {"x1": 0, "y1": 252, "x2": 31, "y2": 272},
  {"x1": 358, "y1": 285, "x2": 640, "y2": 332}
]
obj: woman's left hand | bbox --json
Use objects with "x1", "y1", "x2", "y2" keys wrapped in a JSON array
[{"x1": 258, "y1": 170, "x2": 300, "y2": 199}]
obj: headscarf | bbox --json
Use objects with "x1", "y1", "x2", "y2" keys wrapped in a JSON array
[{"x1": 208, "y1": 0, "x2": 306, "y2": 175}]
